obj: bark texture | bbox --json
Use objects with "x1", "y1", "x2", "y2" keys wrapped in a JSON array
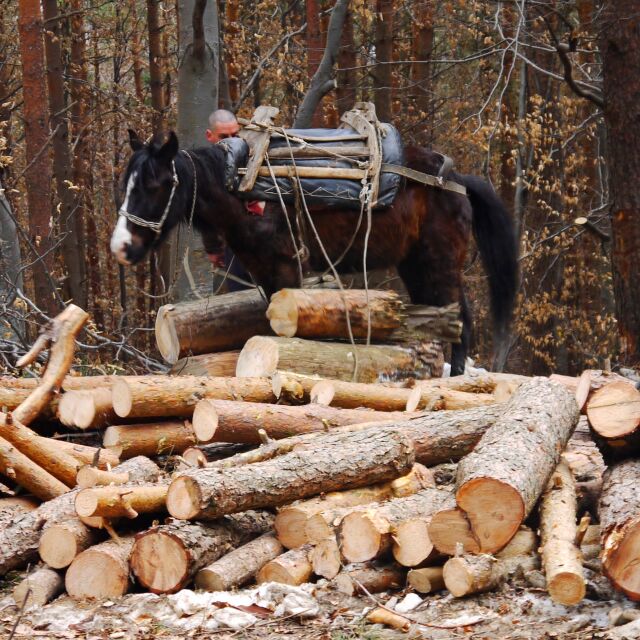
[
  {"x1": 13, "y1": 567, "x2": 64, "y2": 607},
  {"x1": 171, "y1": 351, "x2": 240, "y2": 377}
]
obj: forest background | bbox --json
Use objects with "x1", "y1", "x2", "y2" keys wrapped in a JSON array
[{"x1": 1, "y1": 0, "x2": 638, "y2": 377}]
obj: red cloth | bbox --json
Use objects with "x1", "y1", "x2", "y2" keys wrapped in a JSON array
[
  {"x1": 246, "y1": 200, "x2": 265, "y2": 216},
  {"x1": 207, "y1": 252, "x2": 225, "y2": 268}
]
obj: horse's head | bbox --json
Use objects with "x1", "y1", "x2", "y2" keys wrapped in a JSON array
[{"x1": 110, "y1": 130, "x2": 183, "y2": 265}]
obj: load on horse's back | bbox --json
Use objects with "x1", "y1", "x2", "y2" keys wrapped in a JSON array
[{"x1": 110, "y1": 103, "x2": 518, "y2": 375}]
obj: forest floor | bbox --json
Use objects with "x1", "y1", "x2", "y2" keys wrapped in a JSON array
[{"x1": 0, "y1": 572, "x2": 630, "y2": 640}]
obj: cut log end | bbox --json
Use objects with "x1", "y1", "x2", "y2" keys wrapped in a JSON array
[
  {"x1": 407, "y1": 567, "x2": 445, "y2": 594},
  {"x1": 340, "y1": 512, "x2": 383, "y2": 563},
  {"x1": 310, "y1": 537, "x2": 342, "y2": 579},
  {"x1": 191, "y1": 400, "x2": 220, "y2": 442},
  {"x1": 155, "y1": 307, "x2": 180, "y2": 364},
  {"x1": 603, "y1": 521, "x2": 640, "y2": 601},
  {"x1": 274, "y1": 507, "x2": 309, "y2": 550},
  {"x1": 111, "y1": 379, "x2": 133, "y2": 418},
  {"x1": 266, "y1": 290, "x2": 298, "y2": 338},
  {"x1": 130, "y1": 531, "x2": 189, "y2": 594},
  {"x1": 65, "y1": 545, "x2": 131, "y2": 600},
  {"x1": 547, "y1": 571, "x2": 587, "y2": 606},
  {"x1": 166, "y1": 475, "x2": 203, "y2": 520},
  {"x1": 428, "y1": 508, "x2": 481, "y2": 556},
  {"x1": 456, "y1": 477, "x2": 524, "y2": 553},
  {"x1": 405, "y1": 386, "x2": 422, "y2": 413},
  {"x1": 74, "y1": 490, "x2": 100, "y2": 518},
  {"x1": 587, "y1": 381, "x2": 640, "y2": 439},
  {"x1": 236, "y1": 337, "x2": 279, "y2": 378},
  {"x1": 39, "y1": 527, "x2": 84, "y2": 569},
  {"x1": 311, "y1": 381, "x2": 335, "y2": 406},
  {"x1": 393, "y1": 519, "x2": 434, "y2": 567},
  {"x1": 442, "y1": 556, "x2": 476, "y2": 597}
]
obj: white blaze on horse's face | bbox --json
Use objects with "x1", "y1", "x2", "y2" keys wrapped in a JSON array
[{"x1": 110, "y1": 171, "x2": 137, "y2": 265}]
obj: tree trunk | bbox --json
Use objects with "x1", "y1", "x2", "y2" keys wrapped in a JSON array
[
  {"x1": 171, "y1": 351, "x2": 240, "y2": 376},
  {"x1": 13, "y1": 567, "x2": 64, "y2": 607},
  {"x1": 600, "y1": 0, "x2": 640, "y2": 365},
  {"x1": 599, "y1": 458, "x2": 640, "y2": 601},
  {"x1": 236, "y1": 336, "x2": 443, "y2": 382},
  {"x1": 0, "y1": 178, "x2": 23, "y2": 336},
  {"x1": 195, "y1": 532, "x2": 284, "y2": 591},
  {"x1": 192, "y1": 397, "x2": 416, "y2": 444},
  {"x1": 147, "y1": 0, "x2": 165, "y2": 132},
  {"x1": 336, "y1": 10, "x2": 356, "y2": 114},
  {"x1": 224, "y1": 0, "x2": 240, "y2": 104},
  {"x1": 335, "y1": 564, "x2": 406, "y2": 596},
  {"x1": 39, "y1": 518, "x2": 103, "y2": 569},
  {"x1": 539, "y1": 461, "x2": 585, "y2": 605},
  {"x1": 17, "y1": 0, "x2": 55, "y2": 314},
  {"x1": 267, "y1": 289, "x2": 403, "y2": 340},
  {"x1": 155, "y1": 290, "x2": 270, "y2": 364},
  {"x1": 167, "y1": 429, "x2": 414, "y2": 520},
  {"x1": 452, "y1": 378, "x2": 578, "y2": 554},
  {"x1": 130, "y1": 511, "x2": 274, "y2": 593},
  {"x1": 373, "y1": 0, "x2": 394, "y2": 122},
  {"x1": 65, "y1": 536, "x2": 135, "y2": 600},
  {"x1": 111, "y1": 375, "x2": 275, "y2": 419},
  {"x1": 410, "y1": 0, "x2": 434, "y2": 137},
  {"x1": 257, "y1": 545, "x2": 313, "y2": 585}
]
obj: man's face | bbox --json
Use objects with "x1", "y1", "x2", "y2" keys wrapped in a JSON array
[{"x1": 206, "y1": 120, "x2": 240, "y2": 143}]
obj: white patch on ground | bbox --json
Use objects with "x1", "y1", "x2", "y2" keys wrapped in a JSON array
[{"x1": 110, "y1": 171, "x2": 137, "y2": 264}]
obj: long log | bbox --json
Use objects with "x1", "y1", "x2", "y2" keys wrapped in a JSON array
[
  {"x1": 435, "y1": 378, "x2": 579, "y2": 555},
  {"x1": 65, "y1": 536, "x2": 135, "y2": 600},
  {"x1": 111, "y1": 375, "x2": 276, "y2": 419},
  {"x1": 167, "y1": 429, "x2": 414, "y2": 520},
  {"x1": 539, "y1": 460, "x2": 585, "y2": 605},
  {"x1": 103, "y1": 420, "x2": 211, "y2": 459},
  {"x1": 0, "y1": 456, "x2": 160, "y2": 576},
  {"x1": 266, "y1": 288, "x2": 403, "y2": 340},
  {"x1": 257, "y1": 545, "x2": 313, "y2": 586},
  {"x1": 334, "y1": 564, "x2": 406, "y2": 596},
  {"x1": 13, "y1": 567, "x2": 64, "y2": 607},
  {"x1": 192, "y1": 397, "x2": 416, "y2": 444},
  {"x1": 236, "y1": 336, "x2": 443, "y2": 382},
  {"x1": 195, "y1": 532, "x2": 284, "y2": 591},
  {"x1": 338, "y1": 488, "x2": 452, "y2": 566},
  {"x1": 75, "y1": 484, "x2": 168, "y2": 519},
  {"x1": 599, "y1": 458, "x2": 640, "y2": 600},
  {"x1": 405, "y1": 385, "x2": 496, "y2": 412},
  {"x1": 58, "y1": 388, "x2": 115, "y2": 430},
  {"x1": 171, "y1": 351, "x2": 240, "y2": 377},
  {"x1": 276, "y1": 464, "x2": 434, "y2": 548},
  {"x1": 155, "y1": 290, "x2": 271, "y2": 364},
  {"x1": 130, "y1": 511, "x2": 274, "y2": 593},
  {"x1": 13, "y1": 304, "x2": 89, "y2": 425},
  {"x1": 47, "y1": 438, "x2": 120, "y2": 469}
]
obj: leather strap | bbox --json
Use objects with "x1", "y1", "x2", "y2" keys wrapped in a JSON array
[{"x1": 381, "y1": 163, "x2": 467, "y2": 196}]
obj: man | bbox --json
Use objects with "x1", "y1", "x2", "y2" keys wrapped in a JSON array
[{"x1": 206, "y1": 109, "x2": 264, "y2": 291}]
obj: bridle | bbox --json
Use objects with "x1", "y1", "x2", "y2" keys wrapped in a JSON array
[{"x1": 118, "y1": 149, "x2": 197, "y2": 236}]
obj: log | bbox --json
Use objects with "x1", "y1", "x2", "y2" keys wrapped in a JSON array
[
  {"x1": 539, "y1": 460, "x2": 586, "y2": 605},
  {"x1": 181, "y1": 447, "x2": 208, "y2": 467},
  {"x1": 309, "y1": 378, "x2": 412, "y2": 411},
  {"x1": 192, "y1": 397, "x2": 417, "y2": 444},
  {"x1": 256, "y1": 165, "x2": 366, "y2": 180},
  {"x1": 171, "y1": 351, "x2": 240, "y2": 377},
  {"x1": 257, "y1": 545, "x2": 313, "y2": 586},
  {"x1": 14, "y1": 304, "x2": 89, "y2": 425},
  {"x1": 13, "y1": 567, "x2": 64, "y2": 607},
  {"x1": 236, "y1": 336, "x2": 443, "y2": 382},
  {"x1": 443, "y1": 553, "x2": 540, "y2": 598},
  {"x1": 310, "y1": 536, "x2": 342, "y2": 579},
  {"x1": 65, "y1": 536, "x2": 135, "y2": 600},
  {"x1": 75, "y1": 484, "x2": 168, "y2": 519},
  {"x1": 599, "y1": 458, "x2": 640, "y2": 600},
  {"x1": 195, "y1": 533, "x2": 284, "y2": 591},
  {"x1": 39, "y1": 519, "x2": 103, "y2": 568},
  {"x1": 166, "y1": 428, "x2": 414, "y2": 520},
  {"x1": 448, "y1": 378, "x2": 579, "y2": 554},
  {"x1": 267, "y1": 144, "x2": 370, "y2": 159},
  {"x1": 208, "y1": 402, "x2": 505, "y2": 471},
  {"x1": 155, "y1": 290, "x2": 271, "y2": 364},
  {"x1": 277, "y1": 464, "x2": 434, "y2": 548},
  {"x1": 76, "y1": 466, "x2": 130, "y2": 488},
  {"x1": 103, "y1": 420, "x2": 210, "y2": 459},
  {"x1": 337, "y1": 488, "x2": 452, "y2": 565},
  {"x1": 266, "y1": 288, "x2": 403, "y2": 340},
  {"x1": 130, "y1": 511, "x2": 274, "y2": 594},
  {"x1": 111, "y1": 375, "x2": 276, "y2": 419},
  {"x1": 58, "y1": 388, "x2": 115, "y2": 430},
  {"x1": 407, "y1": 567, "x2": 445, "y2": 594},
  {"x1": 586, "y1": 381, "x2": 640, "y2": 459},
  {"x1": 47, "y1": 439, "x2": 120, "y2": 470},
  {"x1": 0, "y1": 496, "x2": 39, "y2": 529},
  {"x1": 335, "y1": 564, "x2": 406, "y2": 596},
  {"x1": 0, "y1": 433, "x2": 69, "y2": 500},
  {"x1": 405, "y1": 385, "x2": 496, "y2": 412},
  {"x1": 366, "y1": 608, "x2": 411, "y2": 632},
  {"x1": 0, "y1": 456, "x2": 160, "y2": 576},
  {"x1": 0, "y1": 413, "x2": 81, "y2": 487}
]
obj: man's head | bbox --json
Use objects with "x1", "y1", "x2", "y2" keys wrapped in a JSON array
[{"x1": 206, "y1": 109, "x2": 240, "y2": 143}]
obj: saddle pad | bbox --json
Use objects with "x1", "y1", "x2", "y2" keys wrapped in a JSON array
[{"x1": 240, "y1": 123, "x2": 404, "y2": 210}]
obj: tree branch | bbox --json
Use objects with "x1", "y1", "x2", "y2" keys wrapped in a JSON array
[{"x1": 556, "y1": 43, "x2": 604, "y2": 108}]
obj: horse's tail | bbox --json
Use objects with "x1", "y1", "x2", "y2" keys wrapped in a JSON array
[{"x1": 458, "y1": 174, "x2": 519, "y2": 370}]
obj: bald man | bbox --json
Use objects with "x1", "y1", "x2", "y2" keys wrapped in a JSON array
[{"x1": 206, "y1": 109, "x2": 240, "y2": 143}]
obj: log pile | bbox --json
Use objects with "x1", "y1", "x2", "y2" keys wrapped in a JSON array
[{"x1": 2, "y1": 306, "x2": 639, "y2": 621}]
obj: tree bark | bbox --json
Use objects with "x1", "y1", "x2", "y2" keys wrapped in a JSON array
[
  {"x1": 267, "y1": 289, "x2": 403, "y2": 340},
  {"x1": 155, "y1": 290, "x2": 270, "y2": 364},
  {"x1": 13, "y1": 567, "x2": 64, "y2": 607},
  {"x1": 336, "y1": 10, "x2": 356, "y2": 114},
  {"x1": 257, "y1": 545, "x2": 313, "y2": 586},
  {"x1": 453, "y1": 378, "x2": 579, "y2": 554},
  {"x1": 192, "y1": 397, "x2": 416, "y2": 444},
  {"x1": 111, "y1": 375, "x2": 276, "y2": 419},
  {"x1": 539, "y1": 460, "x2": 585, "y2": 605},
  {"x1": 373, "y1": 0, "x2": 394, "y2": 122},
  {"x1": 410, "y1": 0, "x2": 434, "y2": 131},
  {"x1": 131, "y1": 511, "x2": 274, "y2": 593},
  {"x1": 600, "y1": 0, "x2": 640, "y2": 365},
  {"x1": 167, "y1": 428, "x2": 414, "y2": 520},
  {"x1": 147, "y1": 0, "x2": 165, "y2": 132},
  {"x1": 0, "y1": 178, "x2": 23, "y2": 331},
  {"x1": 195, "y1": 532, "x2": 284, "y2": 591},
  {"x1": 599, "y1": 458, "x2": 640, "y2": 600},
  {"x1": 47, "y1": 439, "x2": 120, "y2": 470},
  {"x1": 171, "y1": 351, "x2": 240, "y2": 377},
  {"x1": 17, "y1": 0, "x2": 56, "y2": 314},
  {"x1": 236, "y1": 336, "x2": 443, "y2": 382}
]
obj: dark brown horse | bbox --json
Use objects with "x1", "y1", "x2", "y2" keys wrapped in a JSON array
[{"x1": 110, "y1": 131, "x2": 518, "y2": 374}]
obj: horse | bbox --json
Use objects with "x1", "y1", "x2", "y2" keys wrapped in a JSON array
[{"x1": 110, "y1": 130, "x2": 518, "y2": 375}]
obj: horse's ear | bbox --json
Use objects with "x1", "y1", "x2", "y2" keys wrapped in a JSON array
[
  {"x1": 128, "y1": 129, "x2": 144, "y2": 151},
  {"x1": 156, "y1": 131, "x2": 179, "y2": 163}
]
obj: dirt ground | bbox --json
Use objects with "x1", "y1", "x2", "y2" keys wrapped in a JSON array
[{"x1": 1, "y1": 570, "x2": 636, "y2": 640}]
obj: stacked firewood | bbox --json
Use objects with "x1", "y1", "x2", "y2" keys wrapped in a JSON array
[{"x1": 1, "y1": 299, "x2": 638, "y2": 624}]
